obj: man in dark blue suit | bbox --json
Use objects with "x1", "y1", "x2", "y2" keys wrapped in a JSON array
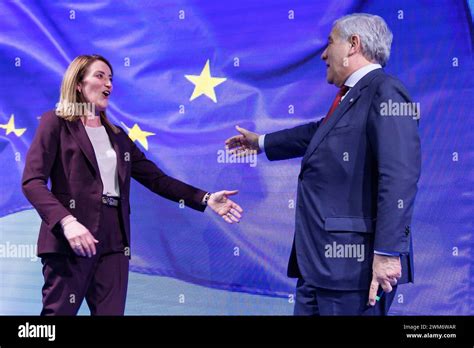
[{"x1": 226, "y1": 13, "x2": 421, "y2": 315}]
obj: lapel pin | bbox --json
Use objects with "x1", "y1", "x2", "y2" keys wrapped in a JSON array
[{"x1": 349, "y1": 98, "x2": 354, "y2": 103}]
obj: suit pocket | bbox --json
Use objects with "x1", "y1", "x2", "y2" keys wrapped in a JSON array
[{"x1": 325, "y1": 217, "x2": 374, "y2": 233}]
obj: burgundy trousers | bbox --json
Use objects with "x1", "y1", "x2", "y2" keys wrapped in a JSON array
[{"x1": 40, "y1": 203, "x2": 129, "y2": 316}]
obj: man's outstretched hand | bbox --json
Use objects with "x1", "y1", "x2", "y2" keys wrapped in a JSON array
[
  {"x1": 208, "y1": 190, "x2": 243, "y2": 224},
  {"x1": 225, "y1": 125, "x2": 262, "y2": 157}
]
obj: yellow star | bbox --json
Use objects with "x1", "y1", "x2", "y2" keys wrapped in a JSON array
[
  {"x1": 120, "y1": 122, "x2": 155, "y2": 150},
  {"x1": 185, "y1": 60, "x2": 227, "y2": 103},
  {"x1": 0, "y1": 114, "x2": 26, "y2": 137}
]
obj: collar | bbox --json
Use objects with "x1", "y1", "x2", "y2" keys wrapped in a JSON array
[{"x1": 344, "y1": 63, "x2": 382, "y2": 88}]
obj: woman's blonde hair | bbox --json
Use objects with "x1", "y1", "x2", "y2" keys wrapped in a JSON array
[{"x1": 56, "y1": 54, "x2": 119, "y2": 134}]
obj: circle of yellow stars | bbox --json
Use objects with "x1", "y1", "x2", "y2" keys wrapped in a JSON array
[{"x1": 121, "y1": 59, "x2": 227, "y2": 150}]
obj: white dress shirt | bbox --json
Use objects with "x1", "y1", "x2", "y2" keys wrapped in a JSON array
[
  {"x1": 85, "y1": 125, "x2": 120, "y2": 197},
  {"x1": 341, "y1": 63, "x2": 381, "y2": 100}
]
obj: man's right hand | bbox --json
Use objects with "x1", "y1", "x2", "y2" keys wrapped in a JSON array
[
  {"x1": 225, "y1": 125, "x2": 262, "y2": 156},
  {"x1": 62, "y1": 219, "x2": 99, "y2": 258}
]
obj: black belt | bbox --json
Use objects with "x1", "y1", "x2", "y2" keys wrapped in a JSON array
[{"x1": 102, "y1": 195, "x2": 120, "y2": 207}]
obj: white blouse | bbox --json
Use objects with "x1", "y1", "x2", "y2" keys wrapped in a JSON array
[{"x1": 85, "y1": 125, "x2": 120, "y2": 197}]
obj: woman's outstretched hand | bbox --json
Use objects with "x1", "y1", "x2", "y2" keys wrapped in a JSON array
[{"x1": 208, "y1": 190, "x2": 243, "y2": 224}]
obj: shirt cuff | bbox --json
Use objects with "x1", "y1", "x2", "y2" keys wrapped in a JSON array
[
  {"x1": 258, "y1": 134, "x2": 266, "y2": 153},
  {"x1": 374, "y1": 250, "x2": 401, "y2": 256}
]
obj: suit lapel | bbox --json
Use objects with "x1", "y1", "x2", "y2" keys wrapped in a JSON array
[
  {"x1": 65, "y1": 118, "x2": 100, "y2": 175},
  {"x1": 65, "y1": 118, "x2": 126, "y2": 190},
  {"x1": 301, "y1": 88, "x2": 361, "y2": 167},
  {"x1": 301, "y1": 68, "x2": 384, "y2": 168}
]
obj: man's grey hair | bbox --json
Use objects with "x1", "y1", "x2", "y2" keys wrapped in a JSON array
[{"x1": 334, "y1": 13, "x2": 393, "y2": 67}]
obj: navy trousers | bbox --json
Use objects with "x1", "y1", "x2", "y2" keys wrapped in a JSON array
[
  {"x1": 293, "y1": 277, "x2": 397, "y2": 316},
  {"x1": 40, "y1": 203, "x2": 129, "y2": 316}
]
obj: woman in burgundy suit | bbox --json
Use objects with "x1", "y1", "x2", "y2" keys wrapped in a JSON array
[{"x1": 21, "y1": 54, "x2": 243, "y2": 315}]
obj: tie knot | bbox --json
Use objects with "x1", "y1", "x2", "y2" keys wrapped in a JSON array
[
  {"x1": 322, "y1": 85, "x2": 350, "y2": 123},
  {"x1": 338, "y1": 85, "x2": 349, "y2": 96}
]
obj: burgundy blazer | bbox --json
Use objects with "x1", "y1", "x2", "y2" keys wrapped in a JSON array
[{"x1": 22, "y1": 110, "x2": 207, "y2": 256}]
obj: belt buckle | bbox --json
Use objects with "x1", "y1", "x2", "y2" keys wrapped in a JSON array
[{"x1": 102, "y1": 195, "x2": 118, "y2": 207}]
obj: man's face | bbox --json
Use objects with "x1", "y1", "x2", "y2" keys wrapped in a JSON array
[
  {"x1": 321, "y1": 27, "x2": 352, "y2": 87},
  {"x1": 78, "y1": 60, "x2": 113, "y2": 112}
]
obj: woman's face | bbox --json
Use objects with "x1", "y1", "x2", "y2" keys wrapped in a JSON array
[{"x1": 77, "y1": 60, "x2": 113, "y2": 112}]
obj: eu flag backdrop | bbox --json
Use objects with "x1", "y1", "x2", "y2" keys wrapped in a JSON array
[{"x1": 0, "y1": 0, "x2": 473, "y2": 314}]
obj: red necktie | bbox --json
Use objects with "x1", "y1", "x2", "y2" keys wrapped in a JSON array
[{"x1": 322, "y1": 85, "x2": 350, "y2": 124}]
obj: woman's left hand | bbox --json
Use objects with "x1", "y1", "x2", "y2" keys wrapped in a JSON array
[{"x1": 208, "y1": 190, "x2": 243, "y2": 224}]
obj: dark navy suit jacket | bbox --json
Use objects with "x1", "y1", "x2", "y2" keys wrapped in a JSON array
[
  {"x1": 22, "y1": 111, "x2": 206, "y2": 257},
  {"x1": 265, "y1": 69, "x2": 421, "y2": 290}
]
